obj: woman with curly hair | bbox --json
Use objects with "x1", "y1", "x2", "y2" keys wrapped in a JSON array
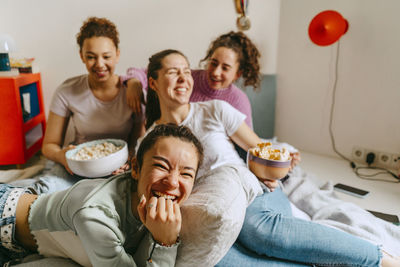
[{"x1": 15, "y1": 17, "x2": 143, "y2": 194}]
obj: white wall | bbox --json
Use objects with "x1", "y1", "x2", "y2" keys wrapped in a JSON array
[
  {"x1": 2, "y1": 0, "x2": 398, "y2": 159},
  {"x1": 276, "y1": 0, "x2": 400, "y2": 158},
  {"x1": 0, "y1": 0, "x2": 280, "y2": 115}
]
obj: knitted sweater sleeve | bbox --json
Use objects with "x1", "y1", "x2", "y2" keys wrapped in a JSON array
[
  {"x1": 224, "y1": 84, "x2": 253, "y2": 129},
  {"x1": 121, "y1": 67, "x2": 148, "y2": 92},
  {"x1": 233, "y1": 89, "x2": 253, "y2": 129}
]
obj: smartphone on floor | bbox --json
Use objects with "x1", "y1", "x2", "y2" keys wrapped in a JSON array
[
  {"x1": 333, "y1": 183, "x2": 370, "y2": 198},
  {"x1": 368, "y1": 210, "x2": 400, "y2": 225}
]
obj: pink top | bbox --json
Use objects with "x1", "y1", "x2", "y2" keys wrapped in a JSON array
[{"x1": 121, "y1": 68, "x2": 253, "y2": 128}]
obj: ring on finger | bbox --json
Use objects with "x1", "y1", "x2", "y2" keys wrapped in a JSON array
[{"x1": 148, "y1": 203, "x2": 154, "y2": 209}]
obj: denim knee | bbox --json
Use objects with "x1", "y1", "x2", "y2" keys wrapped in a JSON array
[{"x1": 216, "y1": 241, "x2": 311, "y2": 267}]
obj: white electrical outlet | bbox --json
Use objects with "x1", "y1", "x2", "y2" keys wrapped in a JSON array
[
  {"x1": 377, "y1": 151, "x2": 392, "y2": 168},
  {"x1": 352, "y1": 146, "x2": 365, "y2": 163},
  {"x1": 390, "y1": 154, "x2": 400, "y2": 170},
  {"x1": 352, "y1": 146, "x2": 399, "y2": 170}
]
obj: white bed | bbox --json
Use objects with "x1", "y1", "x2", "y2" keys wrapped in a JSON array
[{"x1": 2, "y1": 74, "x2": 399, "y2": 265}]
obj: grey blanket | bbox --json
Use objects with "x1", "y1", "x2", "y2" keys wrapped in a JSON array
[{"x1": 282, "y1": 166, "x2": 400, "y2": 257}]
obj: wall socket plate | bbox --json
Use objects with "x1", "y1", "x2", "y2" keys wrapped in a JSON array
[
  {"x1": 352, "y1": 146, "x2": 399, "y2": 170},
  {"x1": 352, "y1": 146, "x2": 366, "y2": 163},
  {"x1": 391, "y1": 153, "x2": 400, "y2": 170}
]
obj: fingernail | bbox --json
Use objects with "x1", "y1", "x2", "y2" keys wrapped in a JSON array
[{"x1": 140, "y1": 194, "x2": 145, "y2": 203}]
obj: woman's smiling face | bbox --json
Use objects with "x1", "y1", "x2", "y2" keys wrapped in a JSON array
[
  {"x1": 80, "y1": 36, "x2": 120, "y2": 82},
  {"x1": 149, "y1": 53, "x2": 193, "y2": 107},
  {"x1": 206, "y1": 47, "x2": 240, "y2": 90},
  {"x1": 136, "y1": 136, "x2": 198, "y2": 205}
]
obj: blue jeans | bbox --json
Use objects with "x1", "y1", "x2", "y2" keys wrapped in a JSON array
[
  {"x1": 218, "y1": 188, "x2": 381, "y2": 267},
  {"x1": 0, "y1": 184, "x2": 32, "y2": 266},
  {"x1": 216, "y1": 242, "x2": 310, "y2": 267}
]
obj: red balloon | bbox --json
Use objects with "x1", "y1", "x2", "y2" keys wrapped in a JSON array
[{"x1": 308, "y1": 10, "x2": 349, "y2": 46}]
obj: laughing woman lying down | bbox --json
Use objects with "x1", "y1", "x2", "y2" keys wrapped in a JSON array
[
  {"x1": 137, "y1": 49, "x2": 400, "y2": 267},
  {"x1": 0, "y1": 124, "x2": 203, "y2": 267}
]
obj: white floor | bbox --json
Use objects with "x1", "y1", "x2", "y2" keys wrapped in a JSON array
[{"x1": 300, "y1": 151, "x2": 400, "y2": 216}]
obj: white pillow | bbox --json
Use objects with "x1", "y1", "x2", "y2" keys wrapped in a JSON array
[{"x1": 176, "y1": 164, "x2": 262, "y2": 267}]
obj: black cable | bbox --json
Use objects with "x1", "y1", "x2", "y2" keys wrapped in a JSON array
[
  {"x1": 355, "y1": 166, "x2": 400, "y2": 183},
  {"x1": 328, "y1": 41, "x2": 352, "y2": 163},
  {"x1": 328, "y1": 41, "x2": 399, "y2": 183}
]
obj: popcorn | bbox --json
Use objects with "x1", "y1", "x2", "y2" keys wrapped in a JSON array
[
  {"x1": 10, "y1": 57, "x2": 35, "y2": 68},
  {"x1": 72, "y1": 142, "x2": 122, "y2": 160},
  {"x1": 250, "y1": 142, "x2": 291, "y2": 161}
]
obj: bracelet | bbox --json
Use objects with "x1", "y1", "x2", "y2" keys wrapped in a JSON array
[
  {"x1": 147, "y1": 236, "x2": 180, "y2": 263},
  {"x1": 156, "y1": 236, "x2": 180, "y2": 247}
]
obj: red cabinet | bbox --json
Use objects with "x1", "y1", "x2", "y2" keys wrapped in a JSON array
[{"x1": 0, "y1": 73, "x2": 46, "y2": 165}]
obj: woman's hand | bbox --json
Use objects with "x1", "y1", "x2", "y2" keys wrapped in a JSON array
[
  {"x1": 262, "y1": 179, "x2": 279, "y2": 192},
  {"x1": 290, "y1": 152, "x2": 301, "y2": 171},
  {"x1": 260, "y1": 152, "x2": 300, "y2": 191},
  {"x1": 137, "y1": 195, "x2": 181, "y2": 246},
  {"x1": 126, "y1": 79, "x2": 143, "y2": 113},
  {"x1": 59, "y1": 145, "x2": 75, "y2": 174},
  {"x1": 112, "y1": 162, "x2": 131, "y2": 175}
]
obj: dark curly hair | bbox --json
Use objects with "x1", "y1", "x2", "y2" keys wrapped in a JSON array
[
  {"x1": 136, "y1": 123, "x2": 204, "y2": 174},
  {"x1": 76, "y1": 17, "x2": 119, "y2": 51},
  {"x1": 201, "y1": 31, "x2": 261, "y2": 90}
]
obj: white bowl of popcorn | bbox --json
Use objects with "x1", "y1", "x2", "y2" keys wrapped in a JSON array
[
  {"x1": 247, "y1": 142, "x2": 292, "y2": 181},
  {"x1": 65, "y1": 139, "x2": 128, "y2": 178}
]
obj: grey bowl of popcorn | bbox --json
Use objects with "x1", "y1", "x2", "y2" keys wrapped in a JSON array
[
  {"x1": 247, "y1": 143, "x2": 291, "y2": 181},
  {"x1": 65, "y1": 139, "x2": 128, "y2": 178}
]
